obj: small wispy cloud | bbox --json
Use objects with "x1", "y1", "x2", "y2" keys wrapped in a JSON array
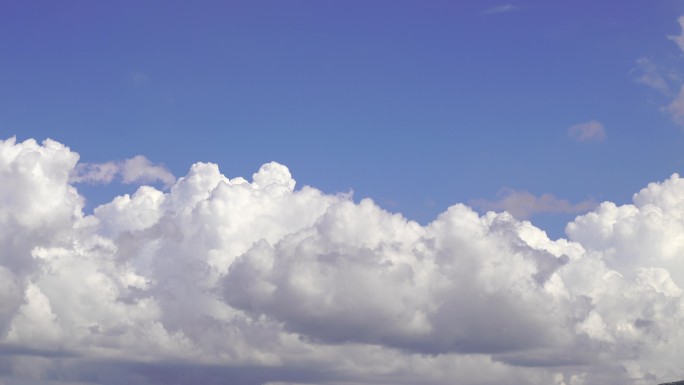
[
  {"x1": 630, "y1": 16, "x2": 684, "y2": 128},
  {"x1": 633, "y1": 57, "x2": 674, "y2": 95},
  {"x1": 664, "y1": 85, "x2": 684, "y2": 127},
  {"x1": 129, "y1": 70, "x2": 150, "y2": 86},
  {"x1": 70, "y1": 161, "x2": 119, "y2": 184},
  {"x1": 567, "y1": 120, "x2": 606, "y2": 142},
  {"x1": 482, "y1": 4, "x2": 519, "y2": 15},
  {"x1": 471, "y1": 188, "x2": 597, "y2": 219},
  {"x1": 71, "y1": 155, "x2": 175, "y2": 188},
  {"x1": 660, "y1": 16, "x2": 684, "y2": 128},
  {"x1": 668, "y1": 16, "x2": 684, "y2": 53}
]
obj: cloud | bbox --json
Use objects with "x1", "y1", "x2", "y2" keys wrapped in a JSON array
[
  {"x1": 129, "y1": 70, "x2": 150, "y2": 86},
  {"x1": 664, "y1": 84, "x2": 684, "y2": 126},
  {"x1": 70, "y1": 155, "x2": 176, "y2": 188},
  {"x1": 121, "y1": 155, "x2": 176, "y2": 186},
  {"x1": 482, "y1": 4, "x2": 519, "y2": 15},
  {"x1": 643, "y1": 15, "x2": 684, "y2": 127},
  {"x1": 471, "y1": 188, "x2": 598, "y2": 219},
  {"x1": 633, "y1": 57, "x2": 672, "y2": 95},
  {"x1": 70, "y1": 161, "x2": 119, "y2": 184},
  {"x1": 3, "y1": 137, "x2": 684, "y2": 384},
  {"x1": 567, "y1": 120, "x2": 606, "y2": 142},
  {"x1": 669, "y1": 16, "x2": 684, "y2": 54}
]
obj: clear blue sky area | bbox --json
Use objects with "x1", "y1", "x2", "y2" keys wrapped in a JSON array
[{"x1": 2, "y1": 1, "x2": 684, "y2": 238}]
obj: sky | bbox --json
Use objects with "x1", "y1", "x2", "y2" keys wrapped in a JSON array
[{"x1": 2, "y1": 1, "x2": 684, "y2": 384}]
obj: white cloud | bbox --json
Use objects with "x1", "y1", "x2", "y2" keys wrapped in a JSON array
[
  {"x1": 483, "y1": 4, "x2": 519, "y2": 15},
  {"x1": 3, "y1": 137, "x2": 684, "y2": 384},
  {"x1": 567, "y1": 120, "x2": 606, "y2": 142},
  {"x1": 70, "y1": 155, "x2": 176, "y2": 188},
  {"x1": 471, "y1": 188, "x2": 597, "y2": 219},
  {"x1": 121, "y1": 155, "x2": 176, "y2": 187}
]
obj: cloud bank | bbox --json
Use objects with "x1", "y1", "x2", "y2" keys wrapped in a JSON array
[{"x1": 1, "y1": 137, "x2": 684, "y2": 385}]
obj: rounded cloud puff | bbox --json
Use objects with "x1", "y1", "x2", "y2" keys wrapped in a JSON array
[{"x1": 1, "y1": 137, "x2": 684, "y2": 385}]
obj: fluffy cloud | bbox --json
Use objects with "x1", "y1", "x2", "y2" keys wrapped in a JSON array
[
  {"x1": 567, "y1": 120, "x2": 606, "y2": 142},
  {"x1": 2, "y1": 137, "x2": 684, "y2": 384}
]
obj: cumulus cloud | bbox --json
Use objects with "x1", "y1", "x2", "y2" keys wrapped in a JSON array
[
  {"x1": 71, "y1": 155, "x2": 176, "y2": 187},
  {"x1": 471, "y1": 188, "x2": 597, "y2": 219},
  {"x1": 3, "y1": 137, "x2": 684, "y2": 384},
  {"x1": 567, "y1": 120, "x2": 606, "y2": 142}
]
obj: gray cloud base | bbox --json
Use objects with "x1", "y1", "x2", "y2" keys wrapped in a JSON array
[{"x1": 1, "y1": 137, "x2": 683, "y2": 385}]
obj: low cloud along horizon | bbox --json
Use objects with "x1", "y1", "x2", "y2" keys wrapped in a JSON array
[{"x1": 2, "y1": 137, "x2": 684, "y2": 385}]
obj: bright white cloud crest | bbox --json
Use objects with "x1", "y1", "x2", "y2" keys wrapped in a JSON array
[{"x1": 1, "y1": 137, "x2": 684, "y2": 385}]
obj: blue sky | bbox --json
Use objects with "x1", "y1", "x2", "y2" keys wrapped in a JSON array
[
  {"x1": 4, "y1": 0, "x2": 684, "y2": 237},
  {"x1": 5, "y1": 2, "x2": 684, "y2": 385}
]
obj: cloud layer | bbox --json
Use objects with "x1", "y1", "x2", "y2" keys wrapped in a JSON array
[{"x1": 1, "y1": 137, "x2": 684, "y2": 385}]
